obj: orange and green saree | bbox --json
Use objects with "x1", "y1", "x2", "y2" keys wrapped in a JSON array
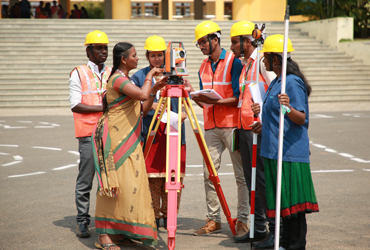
[{"x1": 92, "y1": 73, "x2": 157, "y2": 246}]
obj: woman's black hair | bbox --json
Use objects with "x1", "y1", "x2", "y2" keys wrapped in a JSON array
[
  {"x1": 102, "y1": 91, "x2": 108, "y2": 113},
  {"x1": 274, "y1": 53, "x2": 312, "y2": 97},
  {"x1": 108, "y1": 42, "x2": 134, "y2": 80}
]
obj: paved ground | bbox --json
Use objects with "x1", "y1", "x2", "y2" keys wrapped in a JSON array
[{"x1": 0, "y1": 108, "x2": 370, "y2": 250}]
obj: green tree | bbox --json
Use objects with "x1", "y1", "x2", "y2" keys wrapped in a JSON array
[
  {"x1": 79, "y1": 1, "x2": 104, "y2": 19},
  {"x1": 296, "y1": 0, "x2": 370, "y2": 38}
]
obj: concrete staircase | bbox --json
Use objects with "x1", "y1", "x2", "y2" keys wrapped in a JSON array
[{"x1": 0, "y1": 19, "x2": 369, "y2": 110}]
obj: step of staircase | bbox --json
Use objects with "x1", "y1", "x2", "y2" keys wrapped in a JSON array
[{"x1": 0, "y1": 19, "x2": 369, "y2": 111}]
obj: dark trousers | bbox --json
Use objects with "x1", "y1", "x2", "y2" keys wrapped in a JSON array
[
  {"x1": 281, "y1": 213, "x2": 307, "y2": 250},
  {"x1": 239, "y1": 129, "x2": 275, "y2": 232},
  {"x1": 75, "y1": 137, "x2": 95, "y2": 224}
]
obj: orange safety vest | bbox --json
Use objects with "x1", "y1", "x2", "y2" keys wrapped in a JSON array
[
  {"x1": 199, "y1": 51, "x2": 239, "y2": 130},
  {"x1": 238, "y1": 54, "x2": 268, "y2": 129},
  {"x1": 71, "y1": 64, "x2": 112, "y2": 138}
]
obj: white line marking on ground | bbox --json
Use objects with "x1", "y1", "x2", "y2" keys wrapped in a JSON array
[
  {"x1": 351, "y1": 158, "x2": 370, "y2": 163},
  {"x1": 0, "y1": 152, "x2": 10, "y2": 155},
  {"x1": 0, "y1": 125, "x2": 27, "y2": 129},
  {"x1": 311, "y1": 140, "x2": 369, "y2": 163},
  {"x1": 363, "y1": 169, "x2": 370, "y2": 172},
  {"x1": 53, "y1": 164, "x2": 78, "y2": 171},
  {"x1": 2, "y1": 161, "x2": 22, "y2": 167},
  {"x1": 8, "y1": 171, "x2": 46, "y2": 178},
  {"x1": 311, "y1": 169, "x2": 354, "y2": 173},
  {"x1": 186, "y1": 165, "x2": 203, "y2": 168},
  {"x1": 218, "y1": 173, "x2": 234, "y2": 176},
  {"x1": 339, "y1": 153, "x2": 354, "y2": 158},
  {"x1": 13, "y1": 155, "x2": 23, "y2": 161},
  {"x1": 18, "y1": 121, "x2": 32, "y2": 123},
  {"x1": 0, "y1": 144, "x2": 18, "y2": 147},
  {"x1": 311, "y1": 114, "x2": 334, "y2": 118},
  {"x1": 35, "y1": 122, "x2": 60, "y2": 129},
  {"x1": 185, "y1": 173, "x2": 203, "y2": 177},
  {"x1": 227, "y1": 164, "x2": 232, "y2": 166},
  {"x1": 325, "y1": 148, "x2": 337, "y2": 153},
  {"x1": 31, "y1": 146, "x2": 62, "y2": 151},
  {"x1": 68, "y1": 151, "x2": 80, "y2": 156}
]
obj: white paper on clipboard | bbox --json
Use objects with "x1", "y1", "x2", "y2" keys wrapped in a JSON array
[
  {"x1": 248, "y1": 81, "x2": 266, "y2": 123},
  {"x1": 190, "y1": 89, "x2": 223, "y2": 108},
  {"x1": 160, "y1": 110, "x2": 179, "y2": 134}
]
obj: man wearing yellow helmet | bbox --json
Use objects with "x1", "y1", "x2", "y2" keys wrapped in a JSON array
[
  {"x1": 192, "y1": 21, "x2": 249, "y2": 238},
  {"x1": 68, "y1": 30, "x2": 111, "y2": 238},
  {"x1": 131, "y1": 35, "x2": 187, "y2": 230},
  {"x1": 251, "y1": 34, "x2": 317, "y2": 250},
  {"x1": 230, "y1": 21, "x2": 277, "y2": 247}
]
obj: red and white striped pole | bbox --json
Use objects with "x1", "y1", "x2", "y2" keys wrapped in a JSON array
[{"x1": 250, "y1": 115, "x2": 258, "y2": 243}]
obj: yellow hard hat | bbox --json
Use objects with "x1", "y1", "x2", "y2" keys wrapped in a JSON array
[
  {"x1": 193, "y1": 21, "x2": 221, "y2": 42},
  {"x1": 84, "y1": 30, "x2": 109, "y2": 46},
  {"x1": 229, "y1": 21, "x2": 255, "y2": 38},
  {"x1": 144, "y1": 35, "x2": 167, "y2": 51},
  {"x1": 259, "y1": 34, "x2": 294, "y2": 53}
]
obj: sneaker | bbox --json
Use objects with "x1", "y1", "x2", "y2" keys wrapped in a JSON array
[
  {"x1": 235, "y1": 220, "x2": 249, "y2": 238},
  {"x1": 193, "y1": 219, "x2": 222, "y2": 236},
  {"x1": 76, "y1": 222, "x2": 90, "y2": 238}
]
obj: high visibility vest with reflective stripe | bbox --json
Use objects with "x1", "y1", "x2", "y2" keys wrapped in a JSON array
[
  {"x1": 199, "y1": 51, "x2": 239, "y2": 130},
  {"x1": 71, "y1": 65, "x2": 112, "y2": 138},
  {"x1": 238, "y1": 54, "x2": 268, "y2": 129}
]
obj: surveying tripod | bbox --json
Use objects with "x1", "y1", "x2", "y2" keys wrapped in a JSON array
[{"x1": 143, "y1": 75, "x2": 237, "y2": 250}]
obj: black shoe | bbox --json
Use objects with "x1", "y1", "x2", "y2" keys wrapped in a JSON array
[
  {"x1": 234, "y1": 229, "x2": 268, "y2": 243},
  {"x1": 76, "y1": 222, "x2": 90, "y2": 238},
  {"x1": 253, "y1": 232, "x2": 275, "y2": 249},
  {"x1": 163, "y1": 218, "x2": 167, "y2": 230},
  {"x1": 155, "y1": 218, "x2": 160, "y2": 229}
]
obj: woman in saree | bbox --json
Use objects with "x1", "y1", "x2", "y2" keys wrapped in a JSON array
[{"x1": 92, "y1": 42, "x2": 165, "y2": 250}]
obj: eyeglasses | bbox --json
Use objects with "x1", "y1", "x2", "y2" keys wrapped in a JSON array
[{"x1": 195, "y1": 40, "x2": 208, "y2": 48}]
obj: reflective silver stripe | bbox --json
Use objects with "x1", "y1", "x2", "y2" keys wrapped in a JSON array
[
  {"x1": 203, "y1": 81, "x2": 231, "y2": 86},
  {"x1": 202, "y1": 82, "x2": 212, "y2": 87},
  {"x1": 200, "y1": 63, "x2": 206, "y2": 80},
  {"x1": 222, "y1": 53, "x2": 233, "y2": 83},
  {"x1": 79, "y1": 66, "x2": 92, "y2": 93},
  {"x1": 250, "y1": 59, "x2": 257, "y2": 82},
  {"x1": 82, "y1": 90, "x2": 99, "y2": 95},
  {"x1": 213, "y1": 81, "x2": 232, "y2": 85}
]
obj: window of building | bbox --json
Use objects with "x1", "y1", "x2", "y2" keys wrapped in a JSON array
[
  {"x1": 175, "y1": 3, "x2": 190, "y2": 17},
  {"x1": 131, "y1": 3, "x2": 141, "y2": 17}
]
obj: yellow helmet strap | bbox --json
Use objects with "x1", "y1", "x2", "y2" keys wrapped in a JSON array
[
  {"x1": 270, "y1": 53, "x2": 274, "y2": 71},
  {"x1": 207, "y1": 33, "x2": 220, "y2": 56},
  {"x1": 87, "y1": 44, "x2": 100, "y2": 63},
  {"x1": 240, "y1": 36, "x2": 244, "y2": 57}
]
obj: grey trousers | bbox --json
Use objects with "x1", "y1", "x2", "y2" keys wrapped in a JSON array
[
  {"x1": 203, "y1": 128, "x2": 249, "y2": 224},
  {"x1": 75, "y1": 136, "x2": 95, "y2": 225},
  {"x1": 239, "y1": 129, "x2": 276, "y2": 232}
]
